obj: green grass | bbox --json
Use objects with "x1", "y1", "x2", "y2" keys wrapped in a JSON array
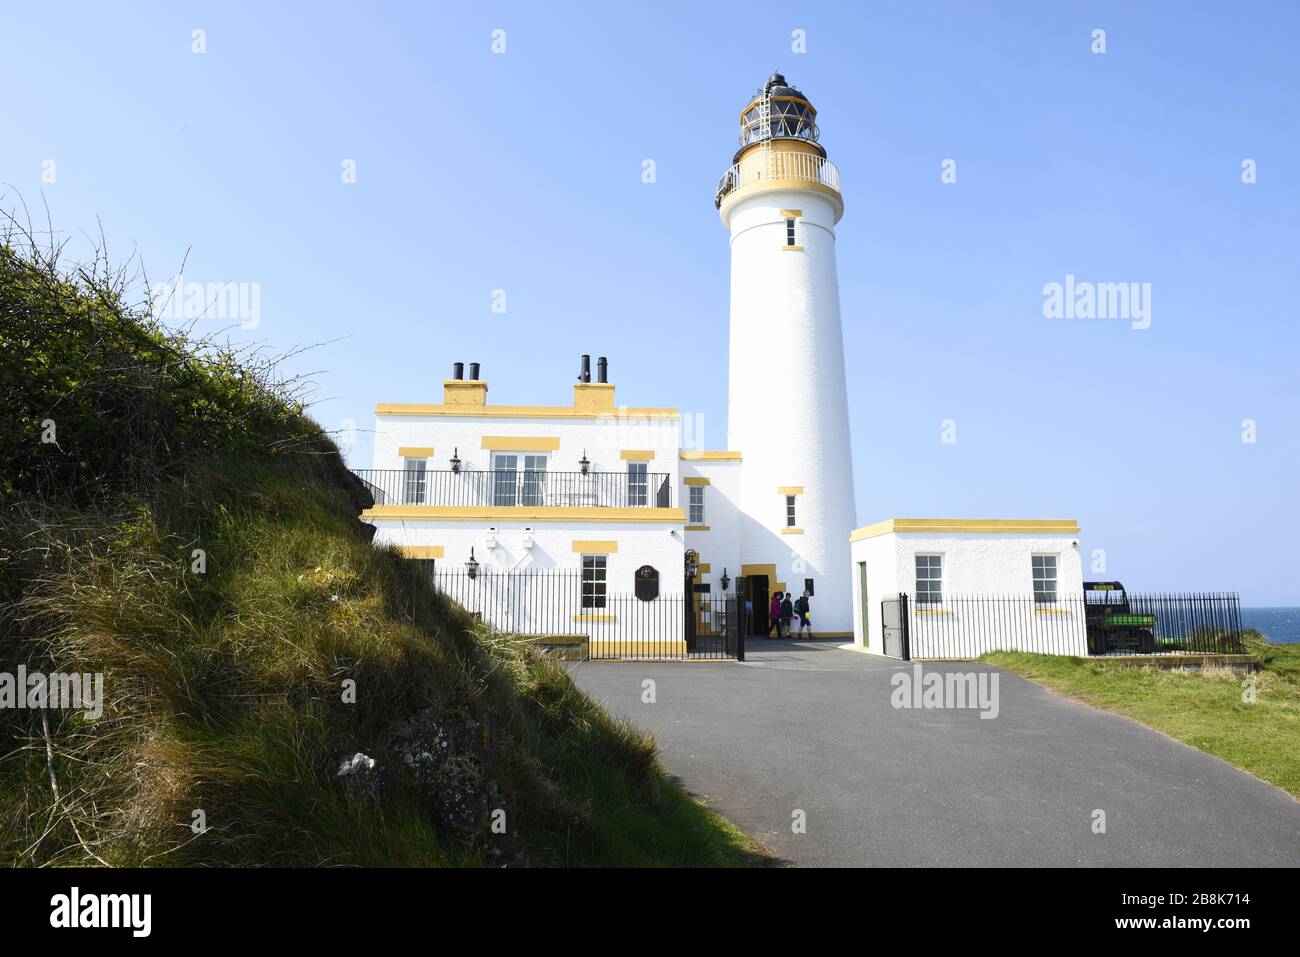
[
  {"x1": 982, "y1": 637, "x2": 1300, "y2": 798},
  {"x1": 0, "y1": 239, "x2": 767, "y2": 867}
]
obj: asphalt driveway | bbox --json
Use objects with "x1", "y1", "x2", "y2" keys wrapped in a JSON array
[{"x1": 569, "y1": 639, "x2": 1300, "y2": 867}]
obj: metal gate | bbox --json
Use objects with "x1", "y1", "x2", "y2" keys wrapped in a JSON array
[{"x1": 880, "y1": 593, "x2": 910, "y2": 659}]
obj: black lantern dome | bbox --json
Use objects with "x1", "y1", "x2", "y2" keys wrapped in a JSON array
[{"x1": 735, "y1": 72, "x2": 823, "y2": 161}]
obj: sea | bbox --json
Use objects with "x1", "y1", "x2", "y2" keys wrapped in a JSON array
[{"x1": 1242, "y1": 608, "x2": 1300, "y2": 644}]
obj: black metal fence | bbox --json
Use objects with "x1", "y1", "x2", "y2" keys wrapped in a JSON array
[
  {"x1": 356, "y1": 469, "x2": 672, "y2": 509},
  {"x1": 416, "y1": 567, "x2": 743, "y2": 660},
  {"x1": 877, "y1": 592, "x2": 1244, "y2": 660}
]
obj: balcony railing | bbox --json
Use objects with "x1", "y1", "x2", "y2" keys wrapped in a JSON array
[
  {"x1": 356, "y1": 469, "x2": 673, "y2": 509},
  {"x1": 715, "y1": 150, "x2": 840, "y2": 208}
]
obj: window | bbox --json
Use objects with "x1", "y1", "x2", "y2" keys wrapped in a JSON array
[
  {"x1": 785, "y1": 217, "x2": 797, "y2": 246},
  {"x1": 492, "y1": 453, "x2": 547, "y2": 506},
  {"x1": 1032, "y1": 554, "x2": 1058, "y2": 604},
  {"x1": 688, "y1": 485, "x2": 705, "y2": 524},
  {"x1": 627, "y1": 461, "x2": 648, "y2": 507},
  {"x1": 403, "y1": 457, "x2": 427, "y2": 505},
  {"x1": 521, "y1": 454, "x2": 547, "y2": 506},
  {"x1": 582, "y1": 555, "x2": 608, "y2": 609},
  {"x1": 915, "y1": 554, "x2": 943, "y2": 604},
  {"x1": 785, "y1": 495, "x2": 797, "y2": 527}
]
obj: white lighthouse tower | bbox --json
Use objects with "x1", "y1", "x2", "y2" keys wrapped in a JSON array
[{"x1": 716, "y1": 73, "x2": 857, "y2": 635}]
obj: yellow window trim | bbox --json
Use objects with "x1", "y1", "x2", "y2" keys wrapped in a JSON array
[
  {"x1": 397, "y1": 447, "x2": 435, "y2": 458},
  {"x1": 782, "y1": 245, "x2": 805, "y2": 252},
  {"x1": 777, "y1": 486, "x2": 804, "y2": 495},
  {"x1": 916, "y1": 609, "x2": 954, "y2": 617},
  {"x1": 1034, "y1": 607, "x2": 1073, "y2": 616},
  {"x1": 572, "y1": 540, "x2": 618, "y2": 554},
  {"x1": 781, "y1": 527, "x2": 805, "y2": 535},
  {"x1": 481, "y1": 435, "x2": 561, "y2": 451},
  {"x1": 683, "y1": 477, "x2": 711, "y2": 486},
  {"x1": 362, "y1": 505, "x2": 686, "y2": 524},
  {"x1": 619, "y1": 450, "x2": 656, "y2": 461},
  {"x1": 680, "y1": 450, "x2": 742, "y2": 461},
  {"x1": 572, "y1": 614, "x2": 616, "y2": 623},
  {"x1": 779, "y1": 209, "x2": 803, "y2": 218},
  {"x1": 850, "y1": 518, "x2": 1081, "y2": 542},
  {"x1": 397, "y1": 545, "x2": 444, "y2": 559},
  {"x1": 685, "y1": 524, "x2": 711, "y2": 532}
]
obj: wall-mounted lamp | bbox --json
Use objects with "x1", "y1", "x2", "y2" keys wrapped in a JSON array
[
  {"x1": 485, "y1": 528, "x2": 498, "y2": 553},
  {"x1": 521, "y1": 527, "x2": 534, "y2": 550},
  {"x1": 720, "y1": 568, "x2": 731, "y2": 592},
  {"x1": 578, "y1": 450, "x2": 590, "y2": 475},
  {"x1": 684, "y1": 548, "x2": 699, "y2": 581},
  {"x1": 450, "y1": 447, "x2": 461, "y2": 473},
  {"x1": 465, "y1": 547, "x2": 479, "y2": 580}
]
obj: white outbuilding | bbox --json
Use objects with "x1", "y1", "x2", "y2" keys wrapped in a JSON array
[{"x1": 849, "y1": 519, "x2": 1088, "y2": 659}]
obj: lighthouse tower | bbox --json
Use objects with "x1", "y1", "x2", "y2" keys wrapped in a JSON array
[{"x1": 716, "y1": 73, "x2": 857, "y2": 635}]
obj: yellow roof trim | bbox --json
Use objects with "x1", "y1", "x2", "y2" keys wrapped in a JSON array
[
  {"x1": 376, "y1": 403, "x2": 679, "y2": 420},
  {"x1": 619, "y1": 449, "x2": 657, "y2": 461},
  {"x1": 850, "y1": 518, "x2": 1081, "y2": 542}
]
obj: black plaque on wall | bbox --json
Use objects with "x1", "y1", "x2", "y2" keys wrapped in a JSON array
[{"x1": 635, "y1": 565, "x2": 659, "y2": 601}]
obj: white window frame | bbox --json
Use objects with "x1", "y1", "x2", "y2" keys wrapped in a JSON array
[
  {"x1": 491, "y1": 452, "x2": 548, "y2": 506},
  {"x1": 581, "y1": 554, "x2": 608, "y2": 609},
  {"x1": 626, "y1": 461, "x2": 649, "y2": 507},
  {"x1": 1032, "y1": 554, "x2": 1059, "y2": 604},
  {"x1": 688, "y1": 485, "x2": 705, "y2": 524},
  {"x1": 915, "y1": 553, "x2": 943, "y2": 605},
  {"x1": 403, "y1": 457, "x2": 427, "y2": 505}
]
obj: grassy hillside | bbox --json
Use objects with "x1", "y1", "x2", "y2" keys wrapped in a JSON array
[
  {"x1": 983, "y1": 636, "x2": 1300, "y2": 798},
  {"x1": 0, "y1": 237, "x2": 764, "y2": 867}
]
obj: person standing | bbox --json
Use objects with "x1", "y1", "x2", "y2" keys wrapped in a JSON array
[
  {"x1": 780, "y1": 592, "x2": 794, "y2": 638},
  {"x1": 795, "y1": 590, "x2": 813, "y2": 639},
  {"x1": 768, "y1": 592, "x2": 783, "y2": 638}
]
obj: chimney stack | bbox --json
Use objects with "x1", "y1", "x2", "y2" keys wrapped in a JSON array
[
  {"x1": 573, "y1": 354, "x2": 614, "y2": 413},
  {"x1": 444, "y1": 361, "x2": 488, "y2": 406}
]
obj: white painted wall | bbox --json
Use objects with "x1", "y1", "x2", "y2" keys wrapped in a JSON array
[
  {"x1": 369, "y1": 519, "x2": 685, "y2": 589},
  {"x1": 682, "y1": 459, "x2": 743, "y2": 602},
  {"x1": 723, "y1": 186, "x2": 858, "y2": 634},
  {"x1": 850, "y1": 531, "x2": 1087, "y2": 657}
]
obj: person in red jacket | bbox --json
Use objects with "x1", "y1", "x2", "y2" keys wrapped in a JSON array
[{"x1": 768, "y1": 592, "x2": 783, "y2": 638}]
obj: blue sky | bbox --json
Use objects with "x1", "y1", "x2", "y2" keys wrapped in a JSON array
[{"x1": 3, "y1": 2, "x2": 1296, "y2": 603}]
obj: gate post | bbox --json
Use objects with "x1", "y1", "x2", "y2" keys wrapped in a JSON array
[{"x1": 900, "y1": 592, "x2": 911, "y2": 661}]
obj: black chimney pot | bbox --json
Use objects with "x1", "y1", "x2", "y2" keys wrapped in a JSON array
[
  {"x1": 452, "y1": 361, "x2": 464, "y2": 380},
  {"x1": 596, "y1": 356, "x2": 608, "y2": 384},
  {"x1": 468, "y1": 362, "x2": 480, "y2": 381},
  {"x1": 579, "y1": 354, "x2": 591, "y2": 383}
]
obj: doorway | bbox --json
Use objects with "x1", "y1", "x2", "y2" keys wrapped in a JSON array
[{"x1": 748, "y1": 576, "x2": 769, "y2": 637}]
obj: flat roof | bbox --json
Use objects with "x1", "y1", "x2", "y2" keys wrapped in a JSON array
[{"x1": 850, "y1": 518, "x2": 1080, "y2": 542}]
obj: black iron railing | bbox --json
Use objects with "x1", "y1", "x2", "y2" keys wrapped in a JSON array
[
  {"x1": 406, "y1": 566, "x2": 743, "y2": 660},
  {"x1": 356, "y1": 469, "x2": 673, "y2": 509},
  {"x1": 876, "y1": 592, "x2": 1244, "y2": 660}
]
